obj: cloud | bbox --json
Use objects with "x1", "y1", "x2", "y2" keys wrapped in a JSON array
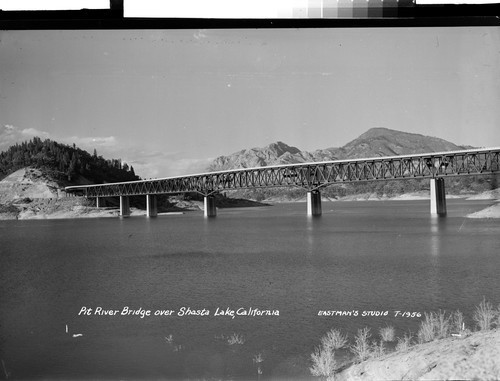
[
  {"x1": 64, "y1": 135, "x2": 117, "y2": 148},
  {"x1": 0, "y1": 124, "x2": 50, "y2": 151},
  {"x1": 121, "y1": 149, "x2": 213, "y2": 179},
  {"x1": 21, "y1": 127, "x2": 50, "y2": 138},
  {"x1": 0, "y1": 125, "x2": 117, "y2": 153},
  {"x1": 0, "y1": 125, "x2": 121, "y2": 162},
  {"x1": 167, "y1": 157, "x2": 214, "y2": 177}
]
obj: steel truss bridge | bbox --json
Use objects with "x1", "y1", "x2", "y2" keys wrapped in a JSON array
[{"x1": 66, "y1": 147, "x2": 500, "y2": 198}]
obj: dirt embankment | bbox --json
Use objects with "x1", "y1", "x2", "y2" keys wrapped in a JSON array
[
  {"x1": 0, "y1": 167, "x2": 269, "y2": 220},
  {"x1": 4, "y1": 197, "x2": 123, "y2": 220},
  {"x1": 336, "y1": 329, "x2": 500, "y2": 381},
  {"x1": 0, "y1": 173, "x2": 189, "y2": 220},
  {"x1": 0, "y1": 167, "x2": 62, "y2": 204},
  {"x1": 0, "y1": 168, "x2": 120, "y2": 219}
]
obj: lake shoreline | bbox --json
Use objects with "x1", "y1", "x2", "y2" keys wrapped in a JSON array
[{"x1": 1, "y1": 192, "x2": 499, "y2": 220}]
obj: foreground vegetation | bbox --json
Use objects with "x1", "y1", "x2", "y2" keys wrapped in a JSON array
[{"x1": 310, "y1": 298, "x2": 500, "y2": 380}]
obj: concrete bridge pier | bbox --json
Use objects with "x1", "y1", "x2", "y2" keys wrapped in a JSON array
[
  {"x1": 204, "y1": 195, "x2": 217, "y2": 218},
  {"x1": 146, "y1": 194, "x2": 158, "y2": 217},
  {"x1": 430, "y1": 178, "x2": 447, "y2": 216},
  {"x1": 307, "y1": 190, "x2": 322, "y2": 217},
  {"x1": 120, "y1": 195, "x2": 130, "y2": 217},
  {"x1": 96, "y1": 196, "x2": 102, "y2": 208}
]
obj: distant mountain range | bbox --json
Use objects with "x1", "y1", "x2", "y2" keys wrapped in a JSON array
[{"x1": 207, "y1": 128, "x2": 471, "y2": 172}]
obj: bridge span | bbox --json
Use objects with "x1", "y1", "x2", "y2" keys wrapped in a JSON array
[{"x1": 65, "y1": 147, "x2": 500, "y2": 218}]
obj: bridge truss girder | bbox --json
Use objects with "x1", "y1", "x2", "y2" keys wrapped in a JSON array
[{"x1": 67, "y1": 149, "x2": 500, "y2": 198}]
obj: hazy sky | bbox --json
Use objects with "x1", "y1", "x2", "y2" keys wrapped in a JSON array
[{"x1": 1, "y1": 27, "x2": 499, "y2": 178}]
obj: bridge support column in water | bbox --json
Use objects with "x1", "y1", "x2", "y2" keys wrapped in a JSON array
[
  {"x1": 307, "y1": 190, "x2": 322, "y2": 216},
  {"x1": 146, "y1": 194, "x2": 158, "y2": 217},
  {"x1": 204, "y1": 196, "x2": 217, "y2": 218},
  {"x1": 120, "y1": 195, "x2": 130, "y2": 217},
  {"x1": 96, "y1": 196, "x2": 102, "y2": 208},
  {"x1": 430, "y1": 178, "x2": 447, "y2": 216}
]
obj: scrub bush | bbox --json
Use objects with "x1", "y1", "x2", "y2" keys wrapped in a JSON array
[
  {"x1": 473, "y1": 297, "x2": 496, "y2": 331},
  {"x1": 435, "y1": 310, "x2": 451, "y2": 339},
  {"x1": 310, "y1": 346, "x2": 336, "y2": 380},
  {"x1": 451, "y1": 310, "x2": 466, "y2": 334},
  {"x1": 350, "y1": 327, "x2": 372, "y2": 363},
  {"x1": 418, "y1": 312, "x2": 437, "y2": 343},
  {"x1": 370, "y1": 340, "x2": 385, "y2": 359},
  {"x1": 418, "y1": 310, "x2": 450, "y2": 343},
  {"x1": 321, "y1": 328, "x2": 348, "y2": 350},
  {"x1": 395, "y1": 332, "x2": 413, "y2": 352},
  {"x1": 227, "y1": 333, "x2": 245, "y2": 345},
  {"x1": 379, "y1": 326, "x2": 395, "y2": 342}
]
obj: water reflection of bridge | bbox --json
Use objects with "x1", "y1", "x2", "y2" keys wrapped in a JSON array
[{"x1": 65, "y1": 148, "x2": 500, "y2": 218}]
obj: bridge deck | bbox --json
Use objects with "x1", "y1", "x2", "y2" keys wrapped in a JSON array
[{"x1": 65, "y1": 147, "x2": 500, "y2": 197}]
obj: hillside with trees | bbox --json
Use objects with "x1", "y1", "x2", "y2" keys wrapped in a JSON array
[{"x1": 0, "y1": 137, "x2": 139, "y2": 185}]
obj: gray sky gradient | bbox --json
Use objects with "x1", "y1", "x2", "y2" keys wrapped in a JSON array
[{"x1": 0, "y1": 27, "x2": 499, "y2": 178}]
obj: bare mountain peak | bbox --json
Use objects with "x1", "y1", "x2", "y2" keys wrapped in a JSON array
[
  {"x1": 359, "y1": 127, "x2": 398, "y2": 137},
  {"x1": 264, "y1": 141, "x2": 301, "y2": 156},
  {"x1": 207, "y1": 129, "x2": 469, "y2": 172},
  {"x1": 355, "y1": 127, "x2": 454, "y2": 145},
  {"x1": 354, "y1": 127, "x2": 427, "y2": 142}
]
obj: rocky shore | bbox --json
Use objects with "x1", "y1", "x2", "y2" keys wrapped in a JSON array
[{"x1": 2, "y1": 194, "x2": 499, "y2": 220}]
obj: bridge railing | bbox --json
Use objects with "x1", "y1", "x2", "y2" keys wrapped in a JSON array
[{"x1": 65, "y1": 148, "x2": 500, "y2": 197}]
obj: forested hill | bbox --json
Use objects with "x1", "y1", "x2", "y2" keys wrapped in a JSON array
[{"x1": 0, "y1": 137, "x2": 139, "y2": 185}]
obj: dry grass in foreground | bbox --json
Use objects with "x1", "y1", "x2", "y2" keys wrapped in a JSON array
[{"x1": 310, "y1": 298, "x2": 500, "y2": 380}]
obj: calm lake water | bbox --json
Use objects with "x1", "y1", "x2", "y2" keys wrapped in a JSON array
[{"x1": 1, "y1": 199, "x2": 499, "y2": 380}]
